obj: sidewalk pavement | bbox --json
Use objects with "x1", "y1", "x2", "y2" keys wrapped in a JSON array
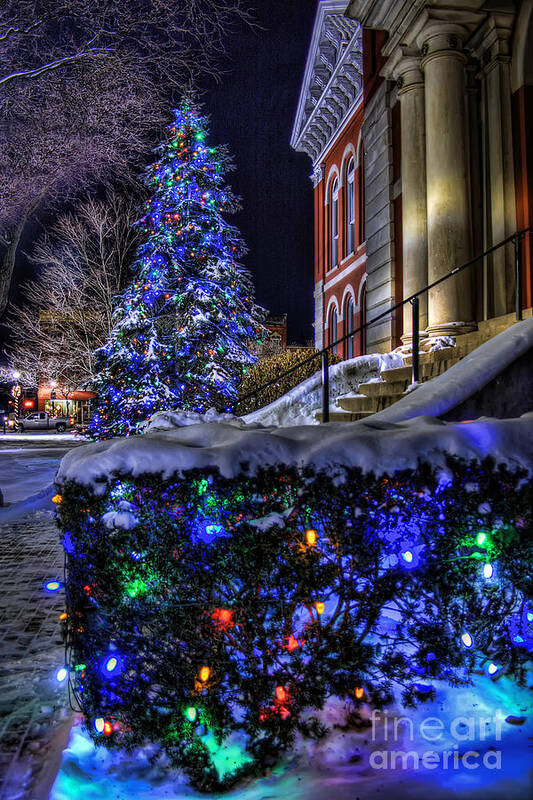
[{"x1": 0, "y1": 512, "x2": 72, "y2": 800}]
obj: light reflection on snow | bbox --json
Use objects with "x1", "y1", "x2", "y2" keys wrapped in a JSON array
[{"x1": 50, "y1": 674, "x2": 531, "y2": 800}]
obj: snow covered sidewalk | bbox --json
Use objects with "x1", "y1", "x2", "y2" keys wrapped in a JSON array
[{"x1": 0, "y1": 512, "x2": 72, "y2": 800}]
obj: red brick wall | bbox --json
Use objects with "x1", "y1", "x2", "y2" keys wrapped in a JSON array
[{"x1": 313, "y1": 100, "x2": 367, "y2": 359}]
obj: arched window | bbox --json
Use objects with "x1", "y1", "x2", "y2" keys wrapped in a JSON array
[
  {"x1": 331, "y1": 178, "x2": 339, "y2": 268},
  {"x1": 344, "y1": 295, "x2": 355, "y2": 359},
  {"x1": 346, "y1": 158, "x2": 355, "y2": 255},
  {"x1": 329, "y1": 305, "x2": 338, "y2": 354},
  {"x1": 358, "y1": 144, "x2": 365, "y2": 244},
  {"x1": 360, "y1": 283, "x2": 367, "y2": 355}
]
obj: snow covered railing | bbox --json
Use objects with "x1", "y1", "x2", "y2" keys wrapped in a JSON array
[{"x1": 54, "y1": 417, "x2": 533, "y2": 791}]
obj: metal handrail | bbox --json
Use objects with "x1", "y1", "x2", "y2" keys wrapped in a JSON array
[{"x1": 236, "y1": 227, "x2": 532, "y2": 420}]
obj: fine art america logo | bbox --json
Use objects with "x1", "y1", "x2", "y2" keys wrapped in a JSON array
[{"x1": 369, "y1": 710, "x2": 503, "y2": 770}]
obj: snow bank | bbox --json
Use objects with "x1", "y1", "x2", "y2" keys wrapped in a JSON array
[
  {"x1": 241, "y1": 353, "x2": 384, "y2": 427},
  {"x1": 56, "y1": 413, "x2": 533, "y2": 493},
  {"x1": 0, "y1": 484, "x2": 56, "y2": 524},
  {"x1": 372, "y1": 317, "x2": 533, "y2": 424},
  {"x1": 144, "y1": 407, "x2": 248, "y2": 433}
]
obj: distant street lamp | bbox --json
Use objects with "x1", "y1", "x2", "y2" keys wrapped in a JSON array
[{"x1": 11, "y1": 371, "x2": 22, "y2": 420}]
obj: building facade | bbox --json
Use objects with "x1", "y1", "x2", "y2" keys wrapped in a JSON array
[
  {"x1": 294, "y1": 0, "x2": 533, "y2": 356},
  {"x1": 291, "y1": 1, "x2": 367, "y2": 359}
]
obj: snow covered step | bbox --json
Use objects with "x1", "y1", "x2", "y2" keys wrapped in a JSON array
[
  {"x1": 358, "y1": 380, "x2": 406, "y2": 397},
  {"x1": 381, "y1": 365, "x2": 411, "y2": 383},
  {"x1": 337, "y1": 395, "x2": 377, "y2": 413},
  {"x1": 403, "y1": 346, "x2": 457, "y2": 366},
  {"x1": 382, "y1": 357, "x2": 461, "y2": 384}
]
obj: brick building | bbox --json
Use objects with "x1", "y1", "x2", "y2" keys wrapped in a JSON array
[
  {"x1": 292, "y1": 0, "x2": 533, "y2": 356},
  {"x1": 291, "y1": 1, "x2": 367, "y2": 359}
]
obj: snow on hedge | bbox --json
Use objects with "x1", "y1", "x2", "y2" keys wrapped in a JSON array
[{"x1": 56, "y1": 413, "x2": 533, "y2": 494}]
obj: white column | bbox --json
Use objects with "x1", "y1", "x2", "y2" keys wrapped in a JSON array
[
  {"x1": 420, "y1": 23, "x2": 476, "y2": 336},
  {"x1": 396, "y1": 54, "x2": 428, "y2": 341}
]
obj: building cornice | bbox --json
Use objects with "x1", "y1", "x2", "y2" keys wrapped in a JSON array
[
  {"x1": 345, "y1": 2, "x2": 516, "y2": 62},
  {"x1": 291, "y1": 0, "x2": 363, "y2": 164}
]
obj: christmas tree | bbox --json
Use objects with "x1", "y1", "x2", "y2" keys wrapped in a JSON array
[{"x1": 89, "y1": 99, "x2": 266, "y2": 439}]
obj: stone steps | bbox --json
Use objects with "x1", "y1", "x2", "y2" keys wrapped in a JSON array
[
  {"x1": 358, "y1": 380, "x2": 407, "y2": 397},
  {"x1": 403, "y1": 346, "x2": 457, "y2": 366},
  {"x1": 315, "y1": 410, "x2": 364, "y2": 423},
  {"x1": 381, "y1": 357, "x2": 461, "y2": 384}
]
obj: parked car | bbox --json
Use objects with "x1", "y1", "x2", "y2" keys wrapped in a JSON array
[{"x1": 16, "y1": 411, "x2": 75, "y2": 433}]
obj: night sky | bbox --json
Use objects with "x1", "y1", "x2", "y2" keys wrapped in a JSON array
[{"x1": 204, "y1": 0, "x2": 318, "y2": 343}]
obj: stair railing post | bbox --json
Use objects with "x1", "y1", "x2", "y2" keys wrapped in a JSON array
[
  {"x1": 411, "y1": 296, "x2": 420, "y2": 385},
  {"x1": 514, "y1": 233, "x2": 523, "y2": 321},
  {"x1": 321, "y1": 349, "x2": 330, "y2": 423}
]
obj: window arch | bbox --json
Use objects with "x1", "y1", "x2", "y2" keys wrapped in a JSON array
[
  {"x1": 329, "y1": 304, "x2": 338, "y2": 354},
  {"x1": 360, "y1": 282, "x2": 367, "y2": 355},
  {"x1": 344, "y1": 294, "x2": 355, "y2": 359},
  {"x1": 346, "y1": 157, "x2": 355, "y2": 256},
  {"x1": 331, "y1": 178, "x2": 339, "y2": 268},
  {"x1": 358, "y1": 141, "x2": 365, "y2": 244}
]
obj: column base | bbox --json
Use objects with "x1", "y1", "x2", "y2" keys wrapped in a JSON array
[
  {"x1": 401, "y1": 330, "x2": 428, "y2": 347},
  {"x1": 425, "y1": 321, "x2": 477, "y2": 337}
]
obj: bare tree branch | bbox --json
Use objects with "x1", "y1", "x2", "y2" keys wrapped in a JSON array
[
  {"x1": 0, "y1": 0, "x2": 254, "y2": 317},
  {"x1": 3, "y1": 191, "x2": 141, "y2": 391}
]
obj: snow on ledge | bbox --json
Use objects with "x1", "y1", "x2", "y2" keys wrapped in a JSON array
[
  {"x1": 56, "y1": 413, "x2": 533, "y2": 494},
  {"x1": 372, "y1": 317, "x2": 533, "y2": 424}
]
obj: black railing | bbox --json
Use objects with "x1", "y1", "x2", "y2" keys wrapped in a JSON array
[{"x1": 236, "y1": 228, "x2": 532, "y2": 422}]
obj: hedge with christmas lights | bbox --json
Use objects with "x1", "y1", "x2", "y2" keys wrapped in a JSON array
[
  {"x1": 236, "y1": 348, "x2": 342, "y2": 415},
  {"x1": 55, "y1": 456, "x2": 532, "y2": 791},
  {"x1": 88, "y1": 99, "x2": 266, "y2": 440}
]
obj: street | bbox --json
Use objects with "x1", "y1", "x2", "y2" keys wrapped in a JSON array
[{"x1": 0, "y1": 435, "x2": 81, "y2": 507}]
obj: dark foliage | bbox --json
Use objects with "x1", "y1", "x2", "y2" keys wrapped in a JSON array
[{"x1": 57, "y1": 456, "x2": 533, "y2": 791}]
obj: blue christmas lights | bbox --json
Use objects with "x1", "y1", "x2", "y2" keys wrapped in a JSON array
[{"x1": 87, "y1": 100, "x2": 266, "y2": 440}]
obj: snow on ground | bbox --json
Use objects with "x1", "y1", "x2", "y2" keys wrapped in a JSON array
[
  {"x1": 0, "y1": 433, "x2": 78, "y2": 443},
  {"x1": 0, "y1": 438, "x2": 83, "y2": 527},
  {"x1": 0, "y1": 447, "x2": 64, "y2": 505},
  {"x1": 50, "y1": 673, "x2": 532, "y2": 800}
]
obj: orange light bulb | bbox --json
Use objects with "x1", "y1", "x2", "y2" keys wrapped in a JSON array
[
  {"x1": 315, "y1": 601, "x2": 325, "y2": 615},
  {"x1": 199, "y1": 666, "x2": 211, "y2": 683},
  {"x1": 275, "y1": 686, "x2": 287, "y2": 703},
  {"x1": 305, "y1": 529, "x2": 317, "y2": 546}
]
